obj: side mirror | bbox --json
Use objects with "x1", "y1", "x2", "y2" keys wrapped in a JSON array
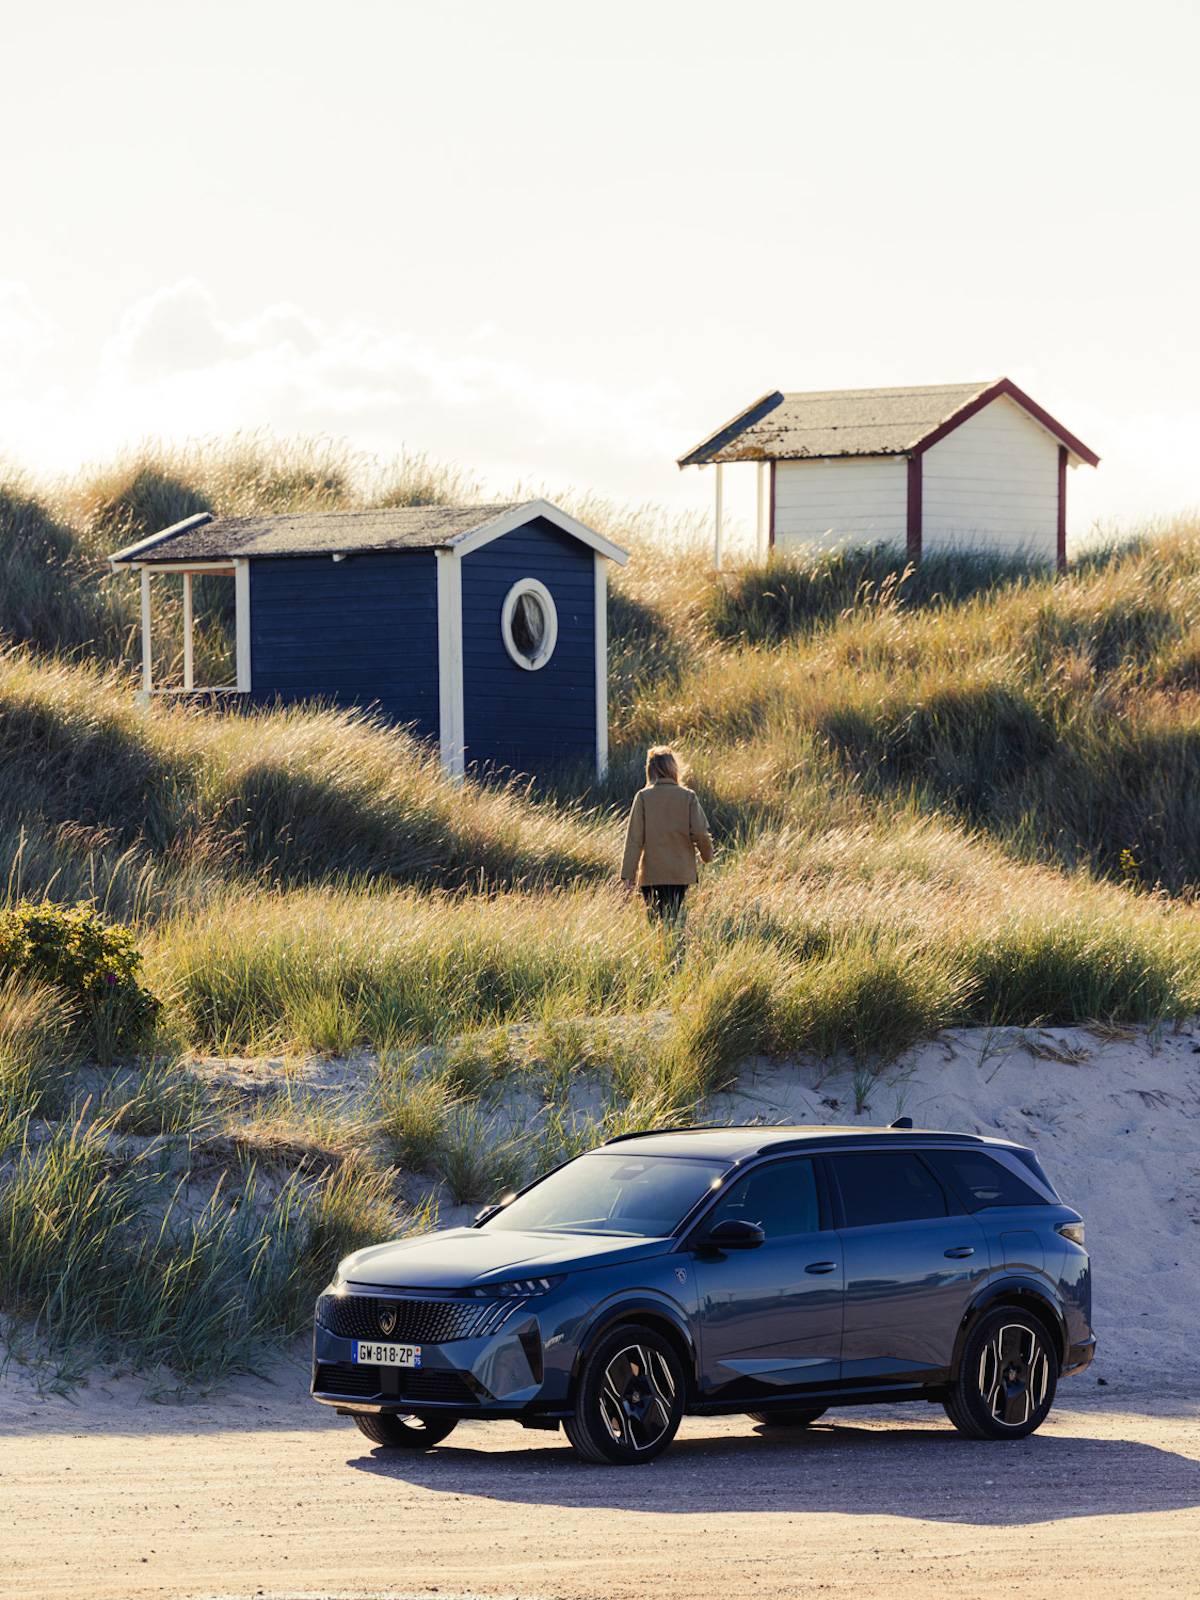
[{"x1": 699, "y1": 1218, "x2": 765, "y2": 1252}]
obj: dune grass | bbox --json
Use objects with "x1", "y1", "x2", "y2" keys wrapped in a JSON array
[
  {"x1": 0, "y1": 648, "x2": 613, "y2": 914},
  {"x1": 0, "y1": 1100, "x2": 425, "y2": 1382}
]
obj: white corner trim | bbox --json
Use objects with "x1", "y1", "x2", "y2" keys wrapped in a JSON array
[
  {"x1": 500, "y1": 578, "x2": 558, "y2": 672},
  {"x1": 436, "y1": 549, "x2": 465, "y2": 777},
  {"x1": 140, "y1": 567, "x2": 153, "y2": 693},
  {"x1": 451, "y1": 499, "x2": 630, "y2": 566},
  {"x1": 182, "y1": 571, "x2": 195, "y2": 692},
  {"x1": 234, "y1": 558, "x2": 252, "y2": 692},
  {"x1": 594, "y1": 553, "x2": 608, "y2": 779}
]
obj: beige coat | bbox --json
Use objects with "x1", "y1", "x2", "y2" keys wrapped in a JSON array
[{"x1": 620, "y1": 780, "x2": 715, "y2": 887}]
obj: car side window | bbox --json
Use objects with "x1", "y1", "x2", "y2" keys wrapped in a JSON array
[
  {"x1": 921, "y1": 1149, "x2": 1047, "y2": 1211},
  {"x1": 830, "y1": 1152, "x2": 948, "y2": 1227},
  {"x1": 703, "y1": 1158, "x2": 821, "y2": 1240}
]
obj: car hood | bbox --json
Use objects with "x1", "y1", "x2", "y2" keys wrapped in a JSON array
[{"x1": 340, "y1": 1227, "x2": 672, "y2": 1289}]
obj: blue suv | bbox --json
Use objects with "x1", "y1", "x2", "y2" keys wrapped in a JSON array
[{"x1": 312, "y1": 1124, "x2": 1094, "y2": 1465}]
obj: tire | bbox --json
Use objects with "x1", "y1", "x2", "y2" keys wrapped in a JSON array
[
  {"x1": 748, "y1": 1406, "x2": 827, "y2": 1428},
  {"x1": 353, "y1": 1410, "x2": 459, "y2": 1449},
  {"x1": 943, "y1": 1307, "x2": 1058, "y2": 1440},
  {"x1": 564, "y1": 1323, "x2": 685, "y2": 1465}
]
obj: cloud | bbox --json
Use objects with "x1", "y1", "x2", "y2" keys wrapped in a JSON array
[{"x1": 78, "y1": 279, "x2": 684, "y2": 498}]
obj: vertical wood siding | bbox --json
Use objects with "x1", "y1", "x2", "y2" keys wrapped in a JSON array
[
  {"x1": 248, "y1": 552, "x2": 440, "y2": 739},
  {"x1": 460, "y1": 518, "x2": 596, "y2": 773},
  {"x1": 921, "y1": 396, "x2": 1060, "y2": 559},
  {"x1": 773, "y1": 457, "x2": 908, "y2": 552}
]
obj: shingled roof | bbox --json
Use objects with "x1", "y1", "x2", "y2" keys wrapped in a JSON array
[
  {"x1": 678, "y1": 379, "x2": 1099, "y2": 467},
  {"x1": 109, "y1": 503, "x2": 524, "y2": 565},
  {"x1": 108, "y1": 499, "x2": 629, "y2": 567}
]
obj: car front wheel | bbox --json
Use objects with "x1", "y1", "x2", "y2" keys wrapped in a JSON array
[
  {"x1": 354, "y1": 1411, "x2": 459, "y2": 1449},
  {"x1": 564, "y1": 1323, "x2": 685, "y2": 1465},
  {"x1": 943, "y1": 1308, "x2": 1058, "y2": 1440}
]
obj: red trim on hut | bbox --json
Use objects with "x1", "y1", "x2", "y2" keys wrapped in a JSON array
[{"x1": 906, "y1": 455, "x2": 922, "y2": 561}]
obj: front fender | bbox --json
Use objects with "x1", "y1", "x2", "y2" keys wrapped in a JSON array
[
  {"x1": 952, "y1": 1276, "x2": 1069, "y2": 1375},
  {"x1": 570, "y1": 1291, "x2": 699, "y2": 1390}
]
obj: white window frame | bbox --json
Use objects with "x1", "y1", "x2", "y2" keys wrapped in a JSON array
[
  {"x1": 130, "y1": 560, "x2": 247, "y2": 699},
  {"x1": 500, "y1": 578, "x2": 558, "y2": 672}
]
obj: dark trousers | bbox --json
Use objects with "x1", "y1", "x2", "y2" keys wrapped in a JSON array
[{"x1": 641, "y1": 884, "x2": 687, "y2": 923}]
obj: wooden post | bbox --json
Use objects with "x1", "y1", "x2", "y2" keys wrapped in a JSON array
[
  {"x1": 714, "y1": 463, "x2": 724, "y2": 572},
  {"x1": 140, "y1": 567, "x2": 153, "y2": 693},
  {"x1": 182, "y1": 572, "x2": 194, "y2": 691},
  {"x1": 234, "y1": 559, "x2": 252, "y2": 692}
]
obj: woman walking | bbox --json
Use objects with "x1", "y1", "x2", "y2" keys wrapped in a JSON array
[{"x1": 620, "y1": 746, "x2": 714, "y2": 922}]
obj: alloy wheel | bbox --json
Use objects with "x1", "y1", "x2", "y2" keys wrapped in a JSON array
[
  {"x1": 977, "y1": 1322, "x2": 1050, "y2": 1428},
  {"x1": 597, "y1": 1343, "x2": 677, "y2": 1453}
]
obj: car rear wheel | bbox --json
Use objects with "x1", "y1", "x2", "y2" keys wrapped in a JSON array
[
  {"x1": 564, "y1": 1323, "x2": 685, "y2": 1466},
  {"x1": 747, "y1": 1406, "x2": 827, "y2": 1428},
  {"x1": 353, "y1": 1411, "x2": 459, "y2": 1449},
  {"x1": 944, "y1": 1308, "x2": 1058, "y2": 1440}
]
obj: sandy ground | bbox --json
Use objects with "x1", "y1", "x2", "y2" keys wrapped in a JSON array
[
  {"x1": 1, "y1": 1361, "x2": 1197, "y2": 1600},
  {"x1": 4, "y1": 1023, "x2": 1199, "y2": 1597}
]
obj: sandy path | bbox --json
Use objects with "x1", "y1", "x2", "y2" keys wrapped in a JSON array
[{"x1": 2, "y1": 1374, "x2": 1197, "y2": 1600}]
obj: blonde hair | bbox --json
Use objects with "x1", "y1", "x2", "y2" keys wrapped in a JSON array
[{"x1": 645, "y1": 745, "x2": 682, "y2": 784}]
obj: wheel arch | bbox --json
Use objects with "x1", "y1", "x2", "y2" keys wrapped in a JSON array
[
  {"x1": 570, "y1": 1298, "x2": 698, "y2": 1404},
  {"x1": 952, "y1": 1279, "x2": 1068, "y2": 1377}
]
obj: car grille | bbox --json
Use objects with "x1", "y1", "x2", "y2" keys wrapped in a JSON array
[
  {"x1": 317, "y1": 1292, "x2": 517, "y2": 1343},
  {"x1": 314, "y1": 1363, "x2": 478, "y2": 1406}
]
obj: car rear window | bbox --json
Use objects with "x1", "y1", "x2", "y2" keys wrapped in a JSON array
[
  {"x1": 921, "y1": 1149, "x2": 1048, "y2": 1210},
  {"x1": 829, "y1": 1152, "x2": 948, "y2": 1227}
]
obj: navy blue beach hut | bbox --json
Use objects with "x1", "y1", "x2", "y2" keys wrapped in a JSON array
[{"x1": 109, "y1": 500, "x2": 629, "y2": 777}]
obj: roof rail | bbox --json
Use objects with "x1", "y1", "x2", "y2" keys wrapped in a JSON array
[
  {"x1": 602, "y1": 1124, "x2": 737, "y2": 1146},
  {"x1": 761, "y1": 1130, "x2": 985, "y2": 1155}
]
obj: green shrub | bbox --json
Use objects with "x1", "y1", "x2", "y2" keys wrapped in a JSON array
[{"x1": 0, "y1": 900, "x2": 160, "y2": 1061}]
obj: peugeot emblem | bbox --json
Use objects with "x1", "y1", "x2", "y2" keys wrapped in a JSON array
[{"x1": 378, "y1": 1304, "x2": 398, "y2": 1336}]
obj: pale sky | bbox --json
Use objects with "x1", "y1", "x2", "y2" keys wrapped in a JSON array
[{"x1": 2, "y1": 0, "x2": 1198, "y2": 539}]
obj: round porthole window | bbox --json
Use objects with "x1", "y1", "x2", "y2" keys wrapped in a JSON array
[{"x1": 501, "y1": 578, "x2": 558, "y2": 671}]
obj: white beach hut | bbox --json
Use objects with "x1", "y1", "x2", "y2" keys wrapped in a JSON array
[{"x1": 679, "y1": 379, "x2": 1099, "y2": 570}]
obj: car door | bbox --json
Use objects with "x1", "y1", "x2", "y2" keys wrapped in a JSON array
[
  {"x1": 826, "y1": 1149, "x2": 988, "y2": 1382},
  {"x1": 688, "y1": 1156, "x2": 843, "y2": 1400}
]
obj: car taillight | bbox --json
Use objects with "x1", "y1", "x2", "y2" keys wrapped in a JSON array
[{"x1": 1057, "y1": 1221, "x2": 1086, "y2": 1247}]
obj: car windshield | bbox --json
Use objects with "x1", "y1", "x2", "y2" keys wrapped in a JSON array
[{"x1": 483, "y1": 1152, "x2": 730, "y2": 1237}]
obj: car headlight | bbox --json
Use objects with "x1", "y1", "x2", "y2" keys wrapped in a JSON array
[
  {"x1": 470, "y1": 1276, "x2": 564, "y2": 1298},
  {"x1": 1056, "y1": 1221, "x2": 1086, "y2": 1247}
]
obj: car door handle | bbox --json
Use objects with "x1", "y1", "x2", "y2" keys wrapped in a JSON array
[
  {"x1": 944, "y1": 1246, "x2": 975, "y2": 1259},
  {"x1": 804, "y1": 1261, "x2": 838, "y2": 1274}
]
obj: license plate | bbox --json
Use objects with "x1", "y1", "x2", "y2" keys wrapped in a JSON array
[{"x1": 353, "y1": 1341, "x2": 422, "y2": 1368}]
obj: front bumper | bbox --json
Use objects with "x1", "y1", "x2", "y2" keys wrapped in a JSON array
[{"x1": 311, "y1": 1306, "x2": 569, "y2": 1419}]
